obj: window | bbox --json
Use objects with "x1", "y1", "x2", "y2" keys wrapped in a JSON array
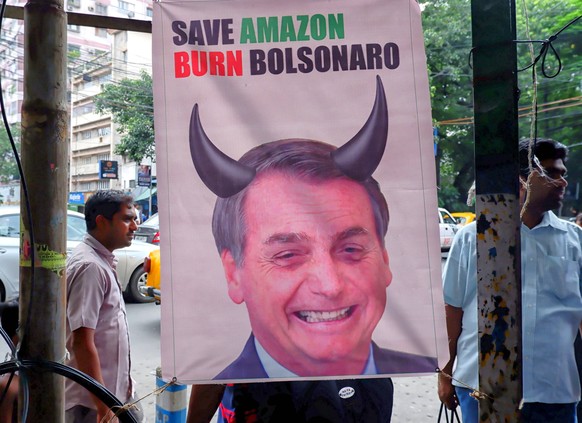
[
  {"x1": 146, "y1": 7, "x2": 153, "y2": 17},
  {"x1": 99, "y1": 73, "x2": 111, "y2": 84},
  {"x1": 0, "y1": 214, "x2": 20, "y2": 238},
  {"x1": 68, "y1": 24, "x2": 81, "y2": 32},
  {"x1": 79, "y1": 182, "x2": 94, "y2": 191},
  {"x1": 82, "y1": 130, "x2": 91, "y2": 139},
  {"x1": 96, "y1": 153, "x2": 110, "y2": 161},
  {"x1": 82, "y1": 103, "x2": 94, "y2": 114},
  {"x1": 95, "y1": 27, "x2": 107, "y2": 38},
  {"x1": 97, "y1": 127, "x2": 110, "y2": 136},
  {"x1": 67, "y1": 215, "x2": 87, "y2": 241},
  {"x1": 118, "y1": 0, "x2": 133, "y2": 11},
  {"x1": 97, "y1": 180, "x2": 109, "y2": 189},
  {"x1": 82, "y1": 156, "x2": 92, "y2": 164},
  {"x1": 95, "y1": 3, "x2": 107, "y2": 14}
]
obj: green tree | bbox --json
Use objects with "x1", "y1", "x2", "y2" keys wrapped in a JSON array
[
  {"x1": 421, "y1": 0, "x2": 475, "y2": 211},
  {"x1": 0, "y1": 125, "x2": 21, "y2": 182},
  {"x1": 94, "y1": 71, "x2": 155, "y2": 163},
  {"x1": 421, "y1": 0, "x2": 582, "y2": 211}
]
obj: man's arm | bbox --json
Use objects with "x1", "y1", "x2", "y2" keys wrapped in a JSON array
[
  {"x1": 186, "y1": 384, "x2": 226, "y2": 423},
  {"x1": 438, "y1": 304, "x2": 463, "y2": 410},
  {"x1": 70, "y1": 327, "x2": 117, "y2": 423}
]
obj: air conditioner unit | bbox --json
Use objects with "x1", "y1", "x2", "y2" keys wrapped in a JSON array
[
  {"x1": 127, "y1": 10, "x2": 134, "y2": 18},
  {"x1": 88, "y1": 5, "x2": 94, "y2": 11}
]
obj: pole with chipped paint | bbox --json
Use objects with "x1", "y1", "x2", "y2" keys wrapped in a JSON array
[
  {"x1": 19, "y1": 0, "x2": 68, "y2": 420},
  {"x1": 471, "y1": 1, "x2": 522, "y2": 421}
]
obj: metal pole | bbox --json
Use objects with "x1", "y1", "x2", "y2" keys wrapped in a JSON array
[
  {"x1": 471, "y1": 1, "x2": 522, "y2": 421},
  {"x1": 19, "y1": 0, "x2": 68, "y2": 421},
  {"x1": 148, "y1": 182, "x2": 152, "y2": 219}
]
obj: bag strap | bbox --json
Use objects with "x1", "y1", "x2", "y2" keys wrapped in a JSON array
[{"x1": 438, "y1": 402, "x2": 461, "y2": 423}]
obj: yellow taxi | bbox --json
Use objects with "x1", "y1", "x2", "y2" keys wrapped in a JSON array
[
  {"x1": 451, "y1": 212, "x2": 476, "y2": 227},
  {"x1": 141, "y1": 249, "x2": 161, "y2": 304}
]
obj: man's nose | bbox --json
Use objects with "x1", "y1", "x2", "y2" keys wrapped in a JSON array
[
  {"x1": 305, "y1": 254, "x2": 344, "y2": 297},
  {"x1": 130, "y1": 220, "x2": 138, "y2": 230}
]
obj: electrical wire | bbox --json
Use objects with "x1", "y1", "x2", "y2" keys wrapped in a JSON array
[{"x1": 0, "y1": 359, "x2": 138, "y2": 423}]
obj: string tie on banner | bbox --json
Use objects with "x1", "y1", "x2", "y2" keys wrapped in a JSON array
[
  {"x1": 436, "y1": 367, "x2": 492, "y2": 403},
  {"x1": 101, "y1": 378, "x2": 179, "y2": 423}
]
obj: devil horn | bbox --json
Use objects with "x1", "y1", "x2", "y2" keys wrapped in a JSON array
[
  {"x1": 331, "y1": 76, "x2": 388, "y2": 181},
  {"x1": 189, "y1": 104, "x2": 256, "y2": 198}
]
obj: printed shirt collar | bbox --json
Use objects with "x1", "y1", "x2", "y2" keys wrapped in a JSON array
[{"x1": 254, "y1": 338, "x2": 377, "y2": 377}]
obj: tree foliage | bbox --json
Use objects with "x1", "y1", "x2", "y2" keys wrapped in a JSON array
[
  {"x1": 94, "y1": 71, "x2": 155, "y2": 163},
  {"x1": 421, "y1": 0, "x2": 582, "y2": 212},
  {"x1": 0, "y1": 125, "x2": 20, "y2": 183}
]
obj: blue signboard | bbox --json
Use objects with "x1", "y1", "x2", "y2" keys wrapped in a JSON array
[{"x1": 69, "y1": 192, "x2": 85, "y2": 205}]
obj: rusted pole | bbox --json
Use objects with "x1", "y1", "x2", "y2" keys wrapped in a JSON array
[
  {"x1": 471, "y1": 1, "x2": 522, "y2": 422},
  {"x1": 19, "y1": 0, "x2": 68, "y2": 421}
]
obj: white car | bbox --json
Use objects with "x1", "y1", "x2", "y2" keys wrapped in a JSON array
[
  {"x1": 439, "y1": 207, "x2": 459, "y2": 251},
  {"x1": 0, "y1": 206, "x2": 159, "y2": 303}
]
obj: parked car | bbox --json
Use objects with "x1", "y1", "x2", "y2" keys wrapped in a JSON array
[
  {"x1": 0, "y1": 206, "x2": 159, "y2": 303},
  {"x1": 141, "y1": 248, "x2": 161, "y2": 304},
  {"x1": 439, "y1": 208, "x2": 459, "y2": 251},
  {"x1": 451, "y1": 212, "x2": 476, "y2": 227},
  {"x1": 134, "y1": 213, "x2": 160, "y2": 245}
]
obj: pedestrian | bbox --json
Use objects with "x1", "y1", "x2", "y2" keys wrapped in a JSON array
[
  {"x1": 65, "y1": 190, "x2": 144, "y2": 423},
  {"x1": 438, "y1": 138, "x2": 582, "y2": 422},
  {"x1": 576, "y1": 212, "x2": 582, "y2": 228}
]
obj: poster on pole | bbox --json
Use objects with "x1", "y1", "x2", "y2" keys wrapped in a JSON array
[
  {"x1": 153, "y1": 0, "x2": 447, "y2": 383},
  {"x1": 137, "y1": 165, "x2": 152, "y2": 187}
]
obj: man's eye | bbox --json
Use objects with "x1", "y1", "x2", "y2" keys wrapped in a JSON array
[
  {"x1": 271, "y1": 250, "x2": 307, "y2": 267},
  {"x1": 274, "y1": 251, "x2": 296, "y2": 260},
  {"x1": 337, "y1": 244, "x2": 365, "y2": 260}
]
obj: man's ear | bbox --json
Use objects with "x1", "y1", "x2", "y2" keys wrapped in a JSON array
[
  {"x1": 94, "y1": 214, "x2": 107, "y2": 229},
  {"x1": 220, "y1": 250, "x2": 244, "y2": 304}
]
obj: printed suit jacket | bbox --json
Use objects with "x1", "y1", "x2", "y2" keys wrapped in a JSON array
[{"x1": 215, "y1": 334, "x2": 437, "y2": 380}]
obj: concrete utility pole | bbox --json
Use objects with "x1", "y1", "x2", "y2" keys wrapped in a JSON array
[
  {"x1": 471, "y1": 1, "x2": 522, "y2": 422},
  {"x1": 19, "y1": 0, "x2": 68, "y2": 421}
]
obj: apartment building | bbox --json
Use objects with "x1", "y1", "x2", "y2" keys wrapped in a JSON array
[
  {"x1": 68, "y1": 0, "x2": 154, "y2": 207},
  {"x1": 0, "y1": 0, "x2": 153, "y2": 208}
]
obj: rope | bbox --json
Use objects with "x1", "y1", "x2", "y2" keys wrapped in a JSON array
[
  {"x1": 102, "y1": 377, "x2": 180, "y2": 423},
  {"x1": 437, "y1": 368, "x2": 492, "y2": 402}
]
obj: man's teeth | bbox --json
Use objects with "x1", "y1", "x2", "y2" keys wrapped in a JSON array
[{"x1": 297, "y1": 307, "x2": 350, "y2": 323}]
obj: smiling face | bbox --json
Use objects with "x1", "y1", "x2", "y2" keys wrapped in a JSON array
[{"x1": 220, "y1": 172, "x2": 392, "y2": 376}]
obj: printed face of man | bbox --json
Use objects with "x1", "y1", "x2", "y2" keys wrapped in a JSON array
[{"x1": 221, "y1": 172, "x2": 392, "y2": 376}]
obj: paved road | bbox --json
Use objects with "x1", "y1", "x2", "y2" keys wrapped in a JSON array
[{"x1": 126, "y1": 302, "x2": 445, "y2": 422}]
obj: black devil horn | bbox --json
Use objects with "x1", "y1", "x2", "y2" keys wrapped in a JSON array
[
  {"x1": 331, "y1": 76, "x2": 388, "y2": 181},
  {"x1": 189, "y1": 104, "x2": 256, "y2": 198}
]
